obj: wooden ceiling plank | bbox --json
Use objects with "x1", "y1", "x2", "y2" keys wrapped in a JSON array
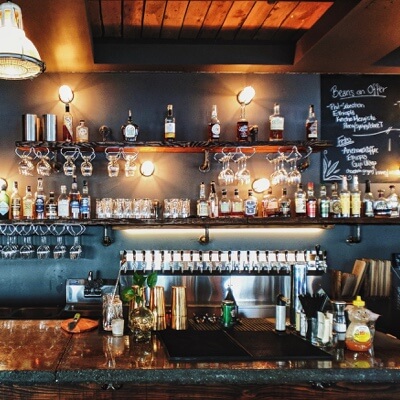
[
  {"x1": 101, "y1": 0, "x2": 122, "y2": 38},
  {"x1": 161, "y1": 1, "x2": 189, "y2": 39},
  {"x1": 180, "y1": 1, "x2": 211, "y2": 39},
  {"x1": 87, "y1": 0, "x2": 103, "y2": 38},
  {"x1": 198, "y1": 0, "x2": 233, "y2": 39},
  {"x1": 142, "y1": 0, "x2": 167, "y2": 38},
  {"x1": 217, "y1": 1, "x2": 256, "y2": 40},
  {"x1": 123, "y1": 0, "x2": 145, "y2": 39}
]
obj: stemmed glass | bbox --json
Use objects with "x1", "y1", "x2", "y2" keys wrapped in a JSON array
[
  {"x1": 287, "y1": 156, "x2": 302, "y2": 186},
  {"x1": 267, "y1": 153, "x2": 288, "y2": 186},
  {"x1": 53, "y1": 236, "x2": 67, "y2": 259},
  {"x1": 121, "y1": 149, "x2": 138, "y2": 177},
  {"x1": 20, "y1": 236, "x2": 35, "y2": 259},
  {"x1": 35, "y1": 148, "x2": 52, "y2": 176},
  {"x1": 80, "y1": 148, "x2": 96, "y2": 177},
  {"x1": 70, "y1": 236, "x2": 82, "y2": 260},
  {"x1": 234, "y1": 148, "x2": 254, "y2": 185},
  {"x1": 61, "y1": 147, "x2": 79, "y2": 176},
  {"x1": 37, "y1": 236, "x2": 50, "y2": 259},
  {"x1": 105, "y1": 148, "x2": 121, "y2": 177},
  {"x1": 215, "y1": 152, "x2": 235, "y2": 186},
  {"x1": 16, "y1": 148, "x2": 35, "y2": 176}
]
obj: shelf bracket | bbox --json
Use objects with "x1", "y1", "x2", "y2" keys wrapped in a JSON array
[
  {"x1": 346, "y1": 224, "x2": 361, "y2": 244},
  {"x1": 199, "y1": 225, "x2": 210, "y2": 245}
]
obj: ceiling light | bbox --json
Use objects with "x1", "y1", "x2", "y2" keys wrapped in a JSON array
[{"x1": 0, "y1": 1, "x2": 45, "y2": 80}]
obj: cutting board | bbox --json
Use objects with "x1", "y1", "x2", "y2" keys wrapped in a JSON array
[{"x1": 61, "y1": 318, "x2": 99, "y2": 334}]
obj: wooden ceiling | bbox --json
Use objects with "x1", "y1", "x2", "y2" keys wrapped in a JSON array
[{"x1": 13, "y1": 0, "x2": 400, "y2": 73}]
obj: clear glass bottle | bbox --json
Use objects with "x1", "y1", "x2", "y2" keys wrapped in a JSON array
[
  {"x1": 34, "y1": 177, "x2": 46, "y2": 220},
  {"x1": 350, "y1": 176, "x2": 361, "y2": 217},
  {"x1": 76, "y1": 119, "x2": 89, "y2": 142},
  {"x1": 196, "y1": 182, "x2": 209, "y2": 217},
  {"x1": 236, "y1": 102, "x2": 249, "y2": 141},
  {"x1": 208, "y1": 104, "x2": 221, "y2": 142},
  {"x1": 58, "y1": 185, "x2": 70, "y2": 218},
  {"x1": 80, "y1": 180, "x2": 91, "y2": 219},
  {"x1": 0, "y1": 181, "x2": 9, "y2": 220},
  {"x1": 208, "y1": 181, "x2": 219, "y2": 218},
  {"x1": 306, "y1": 182, "x2": 317, "y2": 218},
  {"x1": 340, "y1": 176, "x2": 350, "y2": 218},
  {"x1": 219, "y1": 188, "x2": 231, "y2": 217},
  {"x1": 330, "y1": 182, "x2": 341, "y2": 218},
  {"x1": 262, "y1": 187, "x2": 279, "y2": 217},
  {"x1": 319, "y1": 184, "x2": 330, "y2": 218},
  {"x1": 45, "y1": 191, "x2": 58, "y2": 219},
  {"x1": 22, "y1": 185, "x2": 33, "y2": 220},
  {"x1": 374, "y1": 189, "x2": 390, "y2": 217},
  {"x1": 121, "y1": 110, "x2": 139, "y2": 142},
  {"x1": 69, "y1": 176, "x2": 81, "y2": 219},
  {"x1": 362, "y1": 179, "x2": 374, "y2": 217},
  {"x1": 278, "y1": 187, "x2": 291, "y2": 217},
  {"x1": 386, "y1": 185, "x2": 399, "y2": 217},
  {"x1": 269, "y1": 103, "x2": 284, "y2": 141},
  {"x1": 244, "y1": 189, "x2": 258, "y2": 217},
  {"x1": 305, "y1": 104, "x2": 318, "y2": 140},
  {"x1": 10, "y1": 181, "x2": 21, "y2": 220},
  {"x1": 164, "y1": 104, "x2": 175, "y2": 142},
  {"x1": 294, "y1": 183, "x2": 307, "y2": 217},
  {"x1": 231, "y1": 188, "x2": 244, "y2": 217},
  {"x1": 62, "y1": 104, "x2": 73, "y2": 142}
]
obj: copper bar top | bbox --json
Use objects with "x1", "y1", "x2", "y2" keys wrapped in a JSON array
[{"x1": 0, "y1": 319, "x2": 400, "y2": 385}]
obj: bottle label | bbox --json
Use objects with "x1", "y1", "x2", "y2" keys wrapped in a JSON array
[
  {"x1": 220, "y1": 202, "x2": 230, "y2": 214},
  {"x1": 76, "y1": 126, "x2": 89, "y2": 141},
  {"x1": 165, "y1": 123, "x2": 175, "y2": 139},
  {"x1": 295, "y1": 198, "x2": 306, "y2": 214},
  {"x1": 306, "y1": 201, "x2": 317, "y2": 217},
  {"x1": 210, "y1": 123, "x2": 220, "y2": 139},
  {"x1": 351, "y1": 194, "x2": 361, "y2": 216},
  {"x1": 353, "y1": 325, "x2": 371, "y2": 343},
  {"x1": 35, "y1": 198, "x2": 45, "y2": 214},
  {"x1": 306, "y1": 121, "x2": 318, "y2": 139},
  {"x1": 11, "y1": 200, "x2": 21, "y2": 219},
  {"x1": 0, "y1": 200, "x2": 9, "y2": 216},
  {"x1": 270, "y1": 117, "x2": 284, "y2": 131},
  {"x1": 245, "y1": 200, "x2": 257, "y2": 216},
  {"x1": 58, "y1": 200, "x2": 70, "y2": 217},
  {"x1": 237, "y1": 122, "x2": 249, "y2": 140},
  {"x1": 80, "y1": 198, "x2": 90, "y2": 214},
  {"x1": 124, "y1": 124, "x2": 138, "y2": 140},
  {"x1": 71, "y1": 200, "x2": 80, "y2": 218},
  {"x1": 320, "y1": 201, "x2": 329, "y2": 218},
  {"x1": 197, "y1": 203, "x2": 209, "y2": 217}
]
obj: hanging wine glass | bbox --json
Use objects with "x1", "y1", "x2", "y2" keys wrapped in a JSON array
[
  {"x1": 69, "y1": 236, "x2": 82, "y2": 260},
  {"x1": 234, "y1": 147, "x2": 255, "y2": 185},
  {"x1": 37, "y1": 236, "x2": 51, "y2": 259},
  {"x1": 53, "y1": 236, "x2": 67, "y2": 259},
  {"x1": 105, "y1": 148, "x2": 121, "y2": 178},
  {"x1": 35, "y1": 148, "x2": 52, "y2": 176},
  {"x1": 121, "y1": 149, "x2": 138, "y2": 177},
  {"x1": 61, "y1": 147, "x2": 79, "y2": 176},
  {"x1": 287, "y1": 147, "x2": 302, "y2": 186},
  {"x1": 16, "y1": 148, "x2": 35, "y2": 176},
  {"x1": 80, "y1": 147, "x2": 96, "y2": 177},
  {"x1": 214, "y1": 151, "x2": 234, "y2": 186}
]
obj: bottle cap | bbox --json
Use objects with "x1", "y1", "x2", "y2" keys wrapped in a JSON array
[{"x1": 353, "y1": 295, "x2": 365, "y2": 307}]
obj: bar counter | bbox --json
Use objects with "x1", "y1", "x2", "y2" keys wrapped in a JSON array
[{"x1": 2, "y1": 319, "x2": 400, "y2": 399}]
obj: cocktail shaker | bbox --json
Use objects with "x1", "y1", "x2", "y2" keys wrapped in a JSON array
[
  {"x1": 149, "y1": 286, "x2": 166, "y2": 330},
  {"x1": 171, "y1": 286, "x2": 187, "y2": 330}
]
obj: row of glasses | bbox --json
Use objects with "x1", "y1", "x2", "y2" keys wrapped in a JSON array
[
  {"x1": 16, "y1": 148, "x2": 57, "y2": 176},
  {"x1": 105, "y1": 148, "x2": 139, "y2": 177}
]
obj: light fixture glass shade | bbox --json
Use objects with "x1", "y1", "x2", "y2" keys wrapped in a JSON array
[
  {"x1": 237, "y1": 86, "x2": 255, "y2": 105},
  {"x1": 140, "y1": 161, "x2": 155, "y2": 177},
  {"x1": 0, "y1": 1, "x2": 45, "y2": 80},
  {"x1": 58, "y1": 85, "x2": 74, "y2": 104}
]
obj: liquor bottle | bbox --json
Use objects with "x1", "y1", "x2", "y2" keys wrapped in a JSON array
[
  {"x1": 386, "y1": 185, "x2": 399, "y2": 217},
  {"x1": 62, "y1": 104, "x2": 73, "y2": 142},
  {"x1": 164, "y1": 104, "x2": 175, "y2": 142},
  {"x1": 350, "y1": 176, "x2": 361, "y2": 217},
  {"x1": 208, "y1": 104, "x2": 221, "y2": 142},
  {"x1": 80, "y1": 180, "x2": 91, "y2": 219},
  {"x1": 196, "y1": 182, "x2": 209, "y2": 217},
  {"x1": 76, "y1": 119, "x2": 89, "y2": 143},
  {"x1": 219, "y1": 188, "x2": 231, "y2": 217},
  {"x1": 57, "y1": 185, "x2": 70, "y2": 218},
  {"x1": 45, "y1": 191, "x2": 58, "y2": 219},
  {"x1": 262, "y1": 187, "x2": 279, "y2": 217},
  {"x1": 294, "y1": 183, "x2": 306, "y2": 217},
  {"x1": 269, "y1": 103, "x2": 284, "y2": 141},
  {"x1": 22, "y1": 185, "x2": 34, "y2": 220},
  {"x1": 208, "y1": 181, "x2": 219, "y2": 218},
  {"x1": 305, "y1": 104, "x2": 318, "y2": 140},
  {"x1": 339, "y1": 176, "x2": 350, "y2": 218},
  {"x1": 231, "y1": 188, "x2": 244, "y2": 217},
  {"x1": 278, "y1": 187, "x2": 291, "y2": 217},
  {"x1": 236, "y1": 103, "x2": 249, "y2": 141},
  {"x1": 330, "y1": 182, "x2": 341, "y2": 218},
  {"x1": 374, "y1": 189, "x2": 391, "y2": 217},
  {"x1": 0, "y1": 181, "x2": 9, "y2": 220},
  {"x1": 121, "y1": 110, "x2": 139, "y2": 142},
  {"x1": 69, "y1": 176, "x2": 81, "y2": 219},
  {"x1": 10, "y1": 181, "x2": 21, "y2": 220},
  {"x1": 319, "y1": 184, "x2": 330, "y2": 218},
  {"x1": 306, "y1": 182, "x2": 317, "y2": 218},
  {"x1": 34, "y1": 177, "x2": 46, "y2": 220},
  {"x1": 362, "y1": 180, "x2": 374, "y2": 217},
  {"x1": 244, "y1": 189, "x2": 258, "y2": 217}
]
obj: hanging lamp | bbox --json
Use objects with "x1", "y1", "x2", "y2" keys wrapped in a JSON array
[{"x1": 0, "y1": 1, "x2": 45, "y2": 80}]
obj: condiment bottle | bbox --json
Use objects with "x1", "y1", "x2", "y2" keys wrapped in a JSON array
[{"x1": 345, "y1": 296, "x2": 372, "y2": 352}]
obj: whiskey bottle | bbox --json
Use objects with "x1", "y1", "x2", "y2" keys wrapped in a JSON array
[
  {"x1": 57, "y1": 185, "x2": 70, "y2": 218},
  {"x1": 374, "y1": 189, "x2": 390, "y2": 217},
  {"x1": 305, "y1": 104, "x2": 318, "y2": 141},
  {"x1": 22, "y1": 185, "x2": 34, "y2": 220},
  {"x1": 262, "y1": 187, "x2": 279, "y2": 217},
  {"x1": 10, "y1": 181, "x2": 21, "y2": 220},
  {"x1": 45, "y1": 192, "x2": 58, "y2": 219},
  {"x1": 69, "y1": 176, "x2": 81, "y2": 219},
  {"x1": 278, "y1": 187, "x2": 291, "y2": 217},
  {"x1": 318, "y1": 184, "x2": 330, "y2": 218},
  {"x1": 306, "y1": 182, "x2": 317, "y2": 218},
  {"x1": 34, "y1": 177, "x2": 46, "y2": 220},
  {"x1": 350, "y1": 176, "x2": 361, "y2": 217},
  {"x1": 196, "y1": 182, "x2": 209, "y2": 217},
  {"x1": 76, "y1": 119, "x2": 89, "y2": 143},
  {"x1": 62, "y1": 104, "x2": 73, "y2": 142},
  {"x1": 330, "y1": 182, "x2": 341, "y2": 218},
  {"x1": 219, "y1": 188, "x2": 231, "y2": 217},
  {"x1": 362, "y1": 180, "x2": 374, "y2": 217},
  {"x1": 237, "y1": 103, "x2": 249, "y2": 141},
  {"x1": 244, "y1": 189, "x2": 258, "y2": 217},
  {"x1": 164, "y1": 104, "x2": 175, "y2": 142},
  {"x1": 0, "y1": 181, "x2": 9, "y2": 220},
  {"x1": 208, "y1": 104, "x2": 221, "y2": 142},
  {"x1": 340, "y1": 176, "x2": 350, "y2": 218},
  {"x1": 269, "y1": 103, "x2": 284, "y2": 141},
  {"x1": 231, "y1": 188, "x2": 243, "y2": 217},
  {"x1": 208, "y1": 181, "x2": 219, "y2": 218},
  {"x1": 386, "y1": 185, "x2": 399, "y2": 217},
  {"x1": 121, "y1": 110, "x2": 139, "y2": 142},
  {"x1": 294, "y1": 183, "x2": 306, "y2": 217},
  {"x1": 80, "y1": 180, "x2": 91, "y2": 219}
]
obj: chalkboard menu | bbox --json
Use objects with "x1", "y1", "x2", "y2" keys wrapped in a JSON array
[{"x1": 321, "y1": 75, "x2": 400, "y2": 183}]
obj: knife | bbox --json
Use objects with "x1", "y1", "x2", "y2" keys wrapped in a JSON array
[{"x1": 68, "y1": 313, "x2": 81, "y2": 331}]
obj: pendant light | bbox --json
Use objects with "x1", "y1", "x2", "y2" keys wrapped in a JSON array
[{"x1": 0, "y1": 1, "x2": 45, "y2": 80}]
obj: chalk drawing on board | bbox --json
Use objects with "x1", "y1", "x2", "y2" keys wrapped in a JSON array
[
  {"x1": 322, "y1": 150, "x2": 342, "y2": 181},
  {"x1": 353, "y1": 127, "x2": 400, "y2": 137}
]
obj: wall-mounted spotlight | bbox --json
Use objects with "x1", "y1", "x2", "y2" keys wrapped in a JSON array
[
  {"x1": 237, "y1": 86, "x2": 255, "y2": 106},
  {"x1": 252, "y1": 178, "x2": 270, "y2": 193},
  {"x1": 140, "y1": 160, "x2": 155, "y2": 177},
  {"x1": 236, "y1": 86, "x2": 255, "y2": 141},
  {"x1": 58, "y1": 85, "x2": 74, "y2": 141},
  {"x1": 58, "y1": 85, "x2": 74, "y2": 105}
]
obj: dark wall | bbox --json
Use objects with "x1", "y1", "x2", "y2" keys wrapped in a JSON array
[{"x1": 0, "y1": 72, "x2": 398, "y2": 307}]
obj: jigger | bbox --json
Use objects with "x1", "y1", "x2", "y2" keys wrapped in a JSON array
[
  {"x1": 149, "y1": 286, "x2": 166, "y2": 330},
  {"x1": 171, "y1": 286, "x2": 188, "y2": 330}
]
